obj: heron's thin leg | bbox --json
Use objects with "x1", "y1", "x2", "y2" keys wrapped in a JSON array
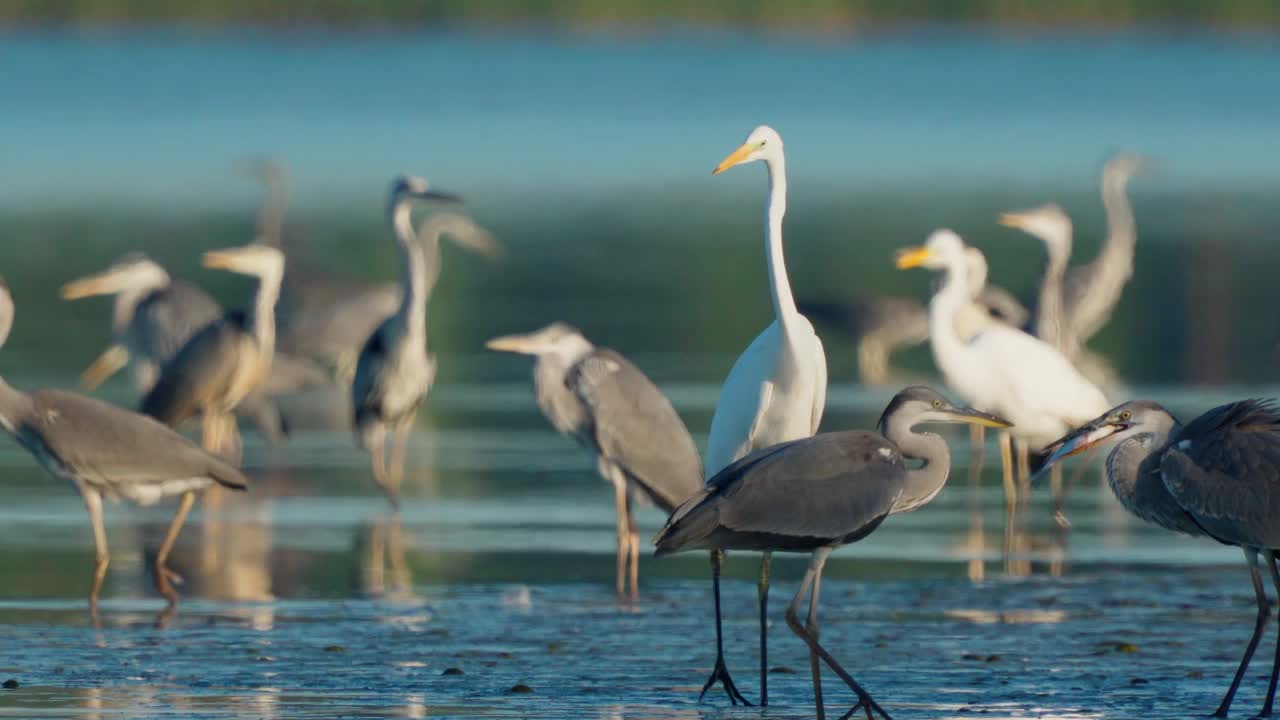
[
  {"x1": 387, "y1": 512, "x2": 413, "y2": 597},
  {"x1": 1015, "y1": 441, "x2": 1030, "y2": 512},
  {"x1": 998, "y1": 431, "x2": 1015, "y2": 514},
  {"x1": 389, "y1": 421, "x2": 411, "y2": 498},
  {"x1": 967, "y1": 424, "x2": 986, "y2": 583},
  {"x1": 367, "y1": 426, "x2": 396, "y2": 508},
  {"x1": 1213, "y1": 548, "x2": 1269, "y2": 718},
  {"x1": 785, "y1": 547, "x2": 891, "y2": 720},
  {"x1": 223, "y1": 414, "x2": 243, "y2": 465},
  {"x1": 609, "y1": 472, "x2": 630, "y2": 600},
  {"x1": 200, "y1": 413, "x2": 219, "y2": 454},
  {"x1": 1261, "y1": 551, "x2": 1280, "y2": 717},
  {"x1": 699, "y1": 549, "x2": 751, "y2": 706},
  {"x1": 84, "y1": 489, "x2": 109, "y2": 620},
  {"x1": 625, "y1": 494, "x2": 639, "y2": 602},
  {"x1": 154, "y1": 491, "x2": 196, "y2": 608},
  {"x1": 807, "y1": 553, "x2": 824, "y2": 716},
  {"x1": 759, "y1": 551, "x2": 772, "y2": 706}
]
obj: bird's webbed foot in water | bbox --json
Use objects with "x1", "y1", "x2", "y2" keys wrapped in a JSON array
[
  {"x1": 699, "y1": 655, "x2": 753, "y2": 706},
  {"x1": 837, "y1": 693, "x2": 893, "y2": 720}
]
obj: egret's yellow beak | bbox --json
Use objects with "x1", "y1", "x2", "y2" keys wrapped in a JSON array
[
  {"x1": 894, "y1": 246, "x2": 933, "y2": 270},
  {"x1": 997, "y1": 212, "x2": 1027, "y2": 229},
  {"x1": 713, "y1": 142, "x2": 762, "y2": 175},
  {"x1": 79, "y1": 344, "x2": 129, "y2": 390}
]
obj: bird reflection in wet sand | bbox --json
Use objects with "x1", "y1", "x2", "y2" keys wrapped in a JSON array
[{"x1": 356, "y1": 512, "x2": 417, "y2": 601}]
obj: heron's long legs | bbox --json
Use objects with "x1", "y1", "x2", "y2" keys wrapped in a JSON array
[
  {"x1": 785, "y1": 547, "x2": 891, "y2": 720},
  {"x1": 759, "y1": 551, "x2": 772, "y2": 705},
  {"x1": 699, "y1": 549, "x2": 751, "y2": 706},
  {"x1": 389, "y1": 422, "x2": 411, "y2": 498},
  {"x1": 967, "y1": 424, "x2": 986, "y2": 583},
  {"x1": 84, "y1": 489, "x2": 109, "y2": 619},
  {"x1": 998, "y1": 430, "x2": 1015, "y2": 514},
  {"x1": 612, "y1": 475, "x2": 628, "y2": 600},
  {"x1": 367, "y1": 427, "x2": 397, "y2": 508},
  {"x1": 1262, "y1": 551, "x2": 1280, "y2": 717},
  {"x1": 807, "y1": 552, "x2": 824, "y2": 715},
  {"x1": 625, "y1": 495, "x2": 640, "y2": 601},
  {"x1": 154, "y1": 491, "x2": 196, "y2": 607},
  {"x1": 1213, "y1": 549, "x2": 1270, "y2": 718}
]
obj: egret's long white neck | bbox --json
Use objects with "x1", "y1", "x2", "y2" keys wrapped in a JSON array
[
  {"x1": 764, "y1": 153, "x2": 798, "y2": 327},
  {"x1": 391, "y1": 198, "x2": 428, "y2": 344},
  {"x1": 929, "y1": 254, "x2": 971, "y2": 364}
]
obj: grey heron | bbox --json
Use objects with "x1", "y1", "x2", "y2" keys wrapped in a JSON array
[
  {"x1": 486, "y1": 322, "x2": 701, "y2": 600},
  {"x1": 351, "y1": 176, "x2": 492, "y2": 506},
  {"x1": 655, "y1": 386, "x2": 1012, "y2": 720},
  {"x1": 0, "y1": 276, "x2": 248, "y2": 616},
  {"x1": 701, "y1": 125, "x2": 829, "y2": 706},
  {"x1": 1041, "y1": 398, "x2": 1280, "y2": 718},
  {"x1": 142, "y1": 244, "x2": 285, "y2": 460},
  {"x1": 60, "y1": 253, "x2": 222, "y2": 391},
  {"x1": 896, "y1": 231, "x2": 1109, "y2": 510},
  {"x1": 998, "y1": 203, "x2": 1078, "y2": 359}
]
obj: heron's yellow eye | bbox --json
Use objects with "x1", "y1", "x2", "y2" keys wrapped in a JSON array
[
  {"x1": 932, "y1": 400, "x2": 942, "y2": 409},
  {"x1": 1119, "y1": 411, "x2": 1132, "y2": 421}
]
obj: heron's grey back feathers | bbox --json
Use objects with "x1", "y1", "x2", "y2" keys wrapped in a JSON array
[
  {"x1": 141, "y1": 316, "x2": 245, "y2": 426},
  {"x1": 131, "y1": 281, "x2": 222, "y2": 365}
]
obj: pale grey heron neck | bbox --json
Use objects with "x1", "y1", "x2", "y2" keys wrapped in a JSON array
[
  {"x1": 142, "y1": 244, "x2": 285, "y2": 460},
  {"x1": 487, "y1": 322, "x2": 702, "y2": 600},
  {"x1": 350, "y1": 175, "x2": 466, "y2": 506},
  {"x1": 1041, "y1": 398, "x2": 1280, "y2": 717},
  {"x1": 61, "y1": 253, "x2": 222, "y2": 391},
  {"x1": 0, "y1": 275, "x2": 248, "y2": 618},
  {"x1": 999, "y1": 203, "x2": 1077, "y2": 359},
  {"x1": 656, "y1": 385, "x2": 1011, "y2": 720}
]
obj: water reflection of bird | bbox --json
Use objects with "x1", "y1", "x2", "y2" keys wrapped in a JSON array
[
  {"x1": 699, "y1": 125, "x2": 828, "y2": 706},
  {"x1": 0, "y1": 276, "x2": 248, "y2": 618},
  {"x1": 356, "y1": 512, "x2": 415, "y2": 600},
  {"x1": 142, "y1": 244, "x2": 285, "y2": 461},
  {"x1": 1041, "y1": 399, "x2": 1280, "y2": 718},
  {"x1": 487, "y1": 322, "x2": 702, "y2": 600},
  {"x1": 351, "y1": 176, "x2": 489, "y2": 506},
  {"x1": 896, "y1": 231, "x2": 1109, "y2": 513},
  {"x1": 657, "y1": 386, "x2": 1012, "y2": 720},
  {"x1": 60, "y1": 253, "x2": 223, "y2": 392}
]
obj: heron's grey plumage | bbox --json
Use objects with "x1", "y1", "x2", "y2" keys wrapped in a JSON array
[
  {"x1": 131, "y1": 281, "x2": 224, "y2": 371},
  {"x1": 143, "y1": 317, "x2": 246, "y2": 426}
]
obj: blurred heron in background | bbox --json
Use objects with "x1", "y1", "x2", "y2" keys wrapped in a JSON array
[
  {"x1": 487, "y1": 322, "x2": 701, "y2": 600},
  {"x1": 699, "y1": 125, "x2": 828, "y2": 705},
  {"x1": 0, "y1": 276, "x2": 248, "y2": 617},
  {"x1": 142, "y1": 244, "x2": 285, "y2": 461},
  {"x1": 656, "y1": 386, "x2": 1012, "y2": 720},
  {"x1": 1042, "y1": 398, "x2": 1280, "y2": 718}
]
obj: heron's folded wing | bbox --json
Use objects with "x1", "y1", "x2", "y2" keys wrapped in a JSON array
[
  {"x1": 134, "y1": 282, "x2": 222, "y2": 364},
  {"x1": 567, "y1": 348, "x2": 702, "y2": 511},
  {"x1": 141, "y1": 318, "x2": 242, "y2": 426}
]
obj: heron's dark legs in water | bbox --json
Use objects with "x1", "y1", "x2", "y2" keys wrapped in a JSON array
[
  {"x1": 785, "y1": 547, "x2": 891, "y2": 720},
  {"x1": 1262, "y1": 551, "x2": 1280, "y2": 717},
  {"x1": 759, "y1": 551, "x2": 772, "y2": 705},
  {"x1": 84, "y1": 489, "x2": 109, "y2": 620},
  {"x1": 154, "y1": 491, "x2": 196, "y2": 607},
  {"x1": 1213, "y1": 549, "x2": 1271, "y2": 718},
  {"x1": 700, "y1": 549, "x2": 751, "y2": 705}
]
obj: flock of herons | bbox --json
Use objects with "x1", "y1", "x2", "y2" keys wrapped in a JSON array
[{"x1": 5, "y1": 126, "x2": 1280, "y2": 718}]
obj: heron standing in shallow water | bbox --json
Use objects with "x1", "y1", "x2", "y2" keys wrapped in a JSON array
[
  {"x1": 1041, "y1": 398, "x2": 1280, "y2": 718},
  {"x1": 60, "y1": 253, "x2": 222, "y2": 392},
  {"x1": 656, "y1": 386, "x2": 1012, "y2": 720},
  {"x1": 486, "y1": 322, "x2": 701, "y2": 600},
  {"x1": 0, "y1": 276, "x2": 247, "y2": 617},
  {"x1": 142, "y1": 244, "x2": 285, "y2": 460}
]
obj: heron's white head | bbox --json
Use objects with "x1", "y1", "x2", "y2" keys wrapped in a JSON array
[
  {"x1": 486, "y1": 322, "x2": 594, "y2": 364},
  {"x1": 713, "y1": 125, "x2": 784, "y2": 175},
  {"x1": 998, "y1": 203, "x2": 1072, "y2": 255},
  {"x1": 203, "y1": 243, "x2": 285, "y2": 280},
  {"x1": 390, "y1": 175, "x2": 462, "y2": 206},
  {"x1": 61, "y1": 252, "x2": 170, "y2": 300},
  {"x1": 894, "y1": 229, "x2": 967, "y2": 272},
  {"x1": 1103, "y1": 152, "x2": 1150, "y2": 186}
]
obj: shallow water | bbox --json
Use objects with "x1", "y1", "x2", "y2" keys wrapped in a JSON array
[{"x1": 1, "y1": 382, "x2": 1276, "y2": 720}]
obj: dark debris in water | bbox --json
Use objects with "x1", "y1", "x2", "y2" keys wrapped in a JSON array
[
  {"x1": 508, "y1": 683, "x2": 534, "y2": 694},
  {"x1": 769, "y1": 666, "x2": 796, "y2": 674},
  {"x1": 442, "y1": 667, "x2": 464, "y2": 676},
  {"x1": 2, "y1": 679, "x2": 18, "y2": 689},
  {"x1": 323, "y1": 645, "x2": 346, "y2": 653}
]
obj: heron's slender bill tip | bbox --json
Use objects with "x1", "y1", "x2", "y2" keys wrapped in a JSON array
[
  {"x1": 950, "y1": 408, "x2": 1013, "y2": 429},
  {"x1": 485, "y1": 335, "x2": 530, "y2": 354},
  {"x1": 202, "y1": 251, "x2": 233, "y2": 270},
  {"x1": 424, "y1": 189, "x2": 464, "y2": 204},
  {"x1": 894, "y1": 246, "x2": 932, "y2": 270},
  {"x1": 713, "y1": 142, "x2": 757, "y2": 175},
  {"x1": 997, "y1": 212, "x2": 1023, "y2": 229},
  {"x1": 60, "y1": 278, "x2": 101, "y2": 300}
]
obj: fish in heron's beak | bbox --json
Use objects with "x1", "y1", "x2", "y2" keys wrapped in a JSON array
[
  {"x1": 1036, "y1": 416, "x2": 1128, "y2": 480},
  {"x1": 894, "y1": 246, "x2": 934, "y2": 270},
  {"x1": 713, "y1": 141, "x2": 763, "y2": 175}
]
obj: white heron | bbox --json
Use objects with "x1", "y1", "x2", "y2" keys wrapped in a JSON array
[{"x1": 700, "y1": 125, "x2": 828, "y2": 706}]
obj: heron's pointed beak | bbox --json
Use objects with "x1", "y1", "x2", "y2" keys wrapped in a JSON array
[
  {"x1": 455, "y1": 228, "x2": 504, "y2": 260},
  {"x1": 997, "y1": 212, "x2": 1027, "y2": 230},
  {"x1": 418, "y1": 189, "x2": 464, "y2": 204},
  {"x1": 202, "y1": 248, "x2": 241, "y2": 271},
  {"x1": 894, "y1": 246, "x2": 933, "y2": 270},
  {"x1": 713, "y1": 142, "x2": 761, "y2": 175},
  {"x1": 1037, "y1": 417, "x2": 1125, "y2": 479},
  {"x1": 485, "y1": 333, "x2": 538, "y2": 355},
  {"x1": 941, "y1": 407, "x2": 1014, "y2": 429},
  {"x1": 61, "y1": 273, "x2": 120, "y2": 300},
  {"x1": 80, "y1": 344, "x2": 130, "y2": 390}
]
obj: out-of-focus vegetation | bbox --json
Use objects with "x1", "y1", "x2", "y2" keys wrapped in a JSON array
[{"x1": 4, "y1": 0, "x2": 1279, "y2": 28}]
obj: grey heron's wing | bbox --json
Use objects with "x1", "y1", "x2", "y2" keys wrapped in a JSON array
[
  {"x1": 1161, "y1": 399, "x2": 1280, "y2": 547},
  {"x1": 350, "y1": 321, "x2": 392, "y2": 426},
  {"x1": 140, "y1": 316, "x2": 242, "y2": 426},
  {"x1": 259, "y1": 351, "x2": 329, "y2": 395},
  {"x1": 566, "y1": 349, "x2": 702, "y2": 512},
  {"x1": 132, "y1": 281, "x2": 222, "y2": 364},
  {"x1": 27, "y1": 390, "x2": 247, "y2": 490},
  {"x1": 654, "y1": 431, "x2": 905, "y2": 554},
  {"x1": 798, "y1": 296, "x2": 927, "y2": 345},
  {"x1": 279, "y1": 274, "x2": 399, "y2": 360}
]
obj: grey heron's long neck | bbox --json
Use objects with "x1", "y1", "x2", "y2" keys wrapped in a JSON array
[
  {"x1": 532, "y1": 340, "x2": 593, "y2": 437},
  {"x1": 882, "y1": 418, "x2": 950, "y2": 514},
  {"x1": 249, "y1": 269, "x2": 281, "y2": 361},
  {"x1": 1035, "y1": 234, "x2": 1071, "y2": 354},
  {"x1": 1078, "y1": 171, "x2": 1138, "y2": 336},
  {"x1": 1106, "y1": 421, "x2": 1177, "y2": 517},
  {"x1": 764, "y1": 154, "x2": 799, "y2": 331},
  {"x1": 0, "y1": 378, "x2": 33, "y2": 437},
  {"x1": 391, "y1": 199, "x2": 428, "y2": 345}
]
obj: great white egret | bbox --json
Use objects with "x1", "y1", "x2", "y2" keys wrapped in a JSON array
[{"x1": 701, "y1": 125, "x2": 828, "y2": 706}]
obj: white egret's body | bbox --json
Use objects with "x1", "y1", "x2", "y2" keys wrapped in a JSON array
[{"x1": 700, "y1": 125, "x2": 827, "y2": 707}]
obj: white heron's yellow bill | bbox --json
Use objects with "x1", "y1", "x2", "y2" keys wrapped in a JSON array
[
  {"x1": 713, "y1": 141, "x2": 763, "y2": 175},
  {"x1": 894, "y1": 246, "x2": 933, "y2": 269},
  {"x1": 80, "y1": 344, "x2": 129, "y2": 390}
]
